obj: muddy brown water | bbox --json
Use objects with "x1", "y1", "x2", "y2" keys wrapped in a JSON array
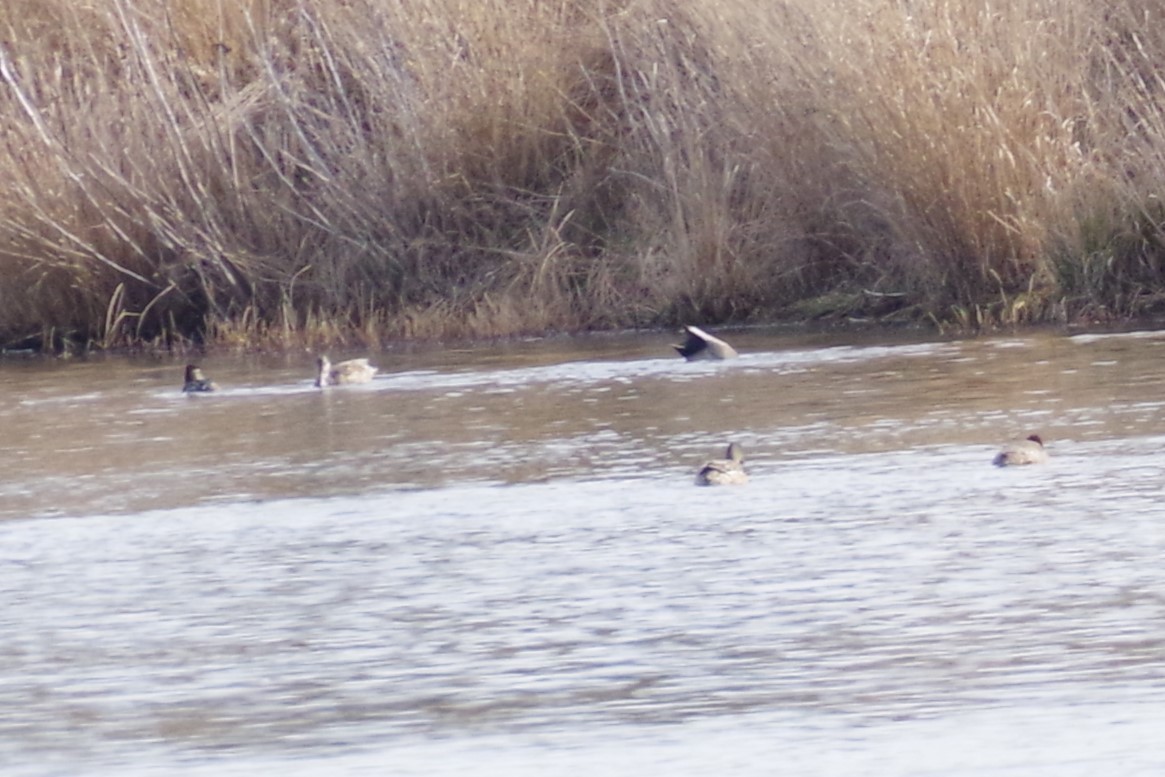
[{"x1": 3, "y1": 327, "x2": 1165, "y2": 776}]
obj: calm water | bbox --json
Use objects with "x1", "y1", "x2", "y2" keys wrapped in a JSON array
[{"x1": 3, "y1": 327, "x2": 1165, "y2": 775}]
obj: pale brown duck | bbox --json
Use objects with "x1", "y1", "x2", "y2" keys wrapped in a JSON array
[{"x1": 695, "y1": 442, "x2": 749, "y2": 486}]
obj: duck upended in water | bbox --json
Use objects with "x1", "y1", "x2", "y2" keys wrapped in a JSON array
[
  {"x1": 673, "y1": 325, "x2": 738, "y2": 361},
  {"x1": 695, "y1": 442, "x2": 749, "y2": 486},
  {"x1": 182, "y1": 364, "x2": 218, "y2": 393},
  {"x1": 992, "y1": 434, "x2": 1048, "y2": 467},
  {"x1": 315, "y1": 355, "x2": 378, "y2": 387}
]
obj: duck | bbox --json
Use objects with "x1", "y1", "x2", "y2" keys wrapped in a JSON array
[
  {"x1": 673, "y1": 325, "x2": 738, "y2": 360},
  {"x1": 695, "y1": 442, "x2": 749, "y2": 486},
  {"x1": 182, "y1": 364, "x2": 218, "y2": 393},
  {"x1": 992, "y1": 434, "x2": 1048, "y2": 467},
  {"x1": 315, "y1": 355, "x2": 378, "y2": 387}
]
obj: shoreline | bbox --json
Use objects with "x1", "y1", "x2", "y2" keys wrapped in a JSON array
[{"x1": 4, "y1": 313, "x2": 1164, "y2": 360}]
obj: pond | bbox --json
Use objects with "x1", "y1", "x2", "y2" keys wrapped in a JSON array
[{"x1": 3, "y1": 326, "x2": 1165, "y2": 776}]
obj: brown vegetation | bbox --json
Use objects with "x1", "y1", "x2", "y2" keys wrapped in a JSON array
[{"x1": 2, "y1": 0, "x2": 1165, "y2": 351}]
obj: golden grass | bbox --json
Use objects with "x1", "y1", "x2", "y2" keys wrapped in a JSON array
[{"x1": 2, "y1": 0, "x2": 1165, "y2": 350}]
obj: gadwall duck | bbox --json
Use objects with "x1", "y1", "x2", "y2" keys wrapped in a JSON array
[
  {"x1": 695, "y1": 442, "x2": 749, "y2": 486},
  {"x1": 315, "y1": 355, "x2": 378, "y2": 387},
  {"x1": 182, "y1": 364, "x2": 218, "y2": 393},
  {"x1": 992, "y1": 434, "x2": 1048, "y2": 467},
  {"x1": 674, "y1": 325, "x2": 738, "y2": 361}
]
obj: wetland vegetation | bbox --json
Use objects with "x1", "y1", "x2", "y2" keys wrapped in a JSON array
[{"x1": 4, "y1": 0, "x2": 1165, "y2": 351}]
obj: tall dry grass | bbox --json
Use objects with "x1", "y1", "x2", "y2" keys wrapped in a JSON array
[{"x1": 2, "y1": 0, "x2": 1165, "y2": 350}]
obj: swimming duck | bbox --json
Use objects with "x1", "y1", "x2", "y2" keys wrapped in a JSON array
[
  {"x1": 673, "y1": 325, "x2": 738, "y2": 360},
  {"x1": 315, "y1": 355, "x2": 378, "y2": 387},
  {"x1": 695, "y1": 442, "x2": 749, "y2": 486},
  {"x1": 992, "y1": 434, "x2": 1047, "y2": 467},
  {"x1": 182, "y1": 364, "x2": 218, "y2": 393}
]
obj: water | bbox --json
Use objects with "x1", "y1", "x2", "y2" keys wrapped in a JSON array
[{"x1": 3, "y1": 327, "x2": 1165, "y2": 775}]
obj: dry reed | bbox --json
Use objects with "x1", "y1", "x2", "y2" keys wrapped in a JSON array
[{"x1": 2, "y1": 0, "x2": 1165, "y2": 351}]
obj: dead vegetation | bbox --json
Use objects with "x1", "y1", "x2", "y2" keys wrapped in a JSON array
[{"x1": 2, "y1": 0, "x2": 1165, "y2": 351}]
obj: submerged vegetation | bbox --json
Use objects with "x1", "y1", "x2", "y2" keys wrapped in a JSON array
[{"x1": 3, "y1": 0, "x2": 1165, "y2": 350}]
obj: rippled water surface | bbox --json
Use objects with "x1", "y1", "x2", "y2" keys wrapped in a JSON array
[{"x1": 4, "y1": 327, "x2": 1165, "y2": 776}]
